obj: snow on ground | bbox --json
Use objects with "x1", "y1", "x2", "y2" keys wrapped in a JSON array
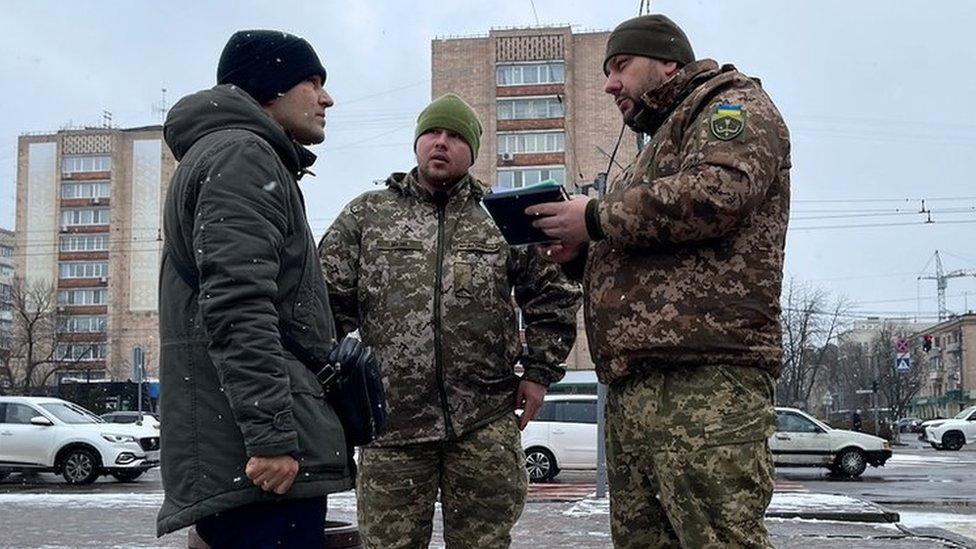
[
  {"x1": 887, "y1": 453, "x2": 976, "y2": 466},
  {"x1": 0, "y1": 489, "x2": 359, "y2": 511},
  {"x1": 562, "y1": 497, "x2": 609, "y2": 517},
  {"x1": 898, "y1": 511, "x2": 976, "y2": 540},
  {"x1": 768, "y1": 492, "x2": 868, "y2": 511}
]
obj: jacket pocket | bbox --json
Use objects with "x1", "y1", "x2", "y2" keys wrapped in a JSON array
[
  {"x1": 454, "y1": 240, "x2": 506, "y2": 301},
  {"x1": 287, "y1": 362, "x2": 348, "y2": 473}
]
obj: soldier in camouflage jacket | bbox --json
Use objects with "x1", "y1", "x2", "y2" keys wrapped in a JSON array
[
  {"x1": 528, "y1": 14, "x2": 790, "y2": 549},
  {"x1": 319, "y1": 94, "x2": 580, "y2": 548}
]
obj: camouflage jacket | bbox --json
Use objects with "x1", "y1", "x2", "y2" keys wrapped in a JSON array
[
  {"x1": 319, "y1": 171, "x2": 580, "y2": 446},
  {"x1": 583, "y1": 59, "x2": 791, "y2": 384}
]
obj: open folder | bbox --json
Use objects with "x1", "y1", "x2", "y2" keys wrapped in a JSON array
[{"x1": 481, "y1": 179, "x2": 570, "y2": 246}]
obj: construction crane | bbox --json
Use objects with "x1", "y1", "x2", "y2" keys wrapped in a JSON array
[{"x1": 918, "y1": 250, "x2": 976, "y2": 321}]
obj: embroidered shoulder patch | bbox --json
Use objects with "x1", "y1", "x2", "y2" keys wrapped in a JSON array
[{"x1": 709, "y1": 104, "x2": 745, "y2": 141}]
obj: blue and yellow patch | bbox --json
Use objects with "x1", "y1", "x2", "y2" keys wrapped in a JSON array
[{"x1": 710, "y1": 103, "x2": 745, "y2": 141}]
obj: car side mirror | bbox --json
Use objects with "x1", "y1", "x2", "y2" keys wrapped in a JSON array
[{"x1": 30, "y1": 416, "x2": 53, "y2": 426}]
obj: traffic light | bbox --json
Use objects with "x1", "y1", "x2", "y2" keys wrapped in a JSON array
[{"x1": 923, "y1": 334, "x2": 933, "y2": 352}]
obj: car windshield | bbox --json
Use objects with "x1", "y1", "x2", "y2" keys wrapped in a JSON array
[
  {"x1": 40, "y1": 403, "x2": 104, "y2": 424},
  {"x1": 953, "y1": 407, "x2": 976, "y2": 420}
]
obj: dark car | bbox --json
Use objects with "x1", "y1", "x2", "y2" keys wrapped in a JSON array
[{"x1": 896, "y1": 417, "x2": 922, "y2": 433}]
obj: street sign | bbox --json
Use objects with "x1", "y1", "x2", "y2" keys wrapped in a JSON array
[
  {"x1": 855, "y1": 389, "x2": 874, "y2": 394},
  {"x1": 895, "y1": 337, "x2": 910, "y2": 354},
  {"x1": 896, "y1": 355, "x2": 911, "y2": 372}
]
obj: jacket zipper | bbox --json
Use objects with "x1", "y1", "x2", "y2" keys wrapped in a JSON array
[{"x1": 433, "y1": 202, "x2": 456, "y2": 439}]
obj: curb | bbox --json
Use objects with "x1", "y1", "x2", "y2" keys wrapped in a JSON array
[
  {"x1": 896, "y1": 524, "x2": 976, "y2": 549},
  {"x1": 765, "y1": 507, "x2": 900, "y2": 524}
]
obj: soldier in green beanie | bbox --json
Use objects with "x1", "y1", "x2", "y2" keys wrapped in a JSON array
[
  {"x1": 528, "y1": 13, "x2": 791, "y2": 549},
  {"x1": 319, "y1": 94, "x2": 581, "y2": 548}
]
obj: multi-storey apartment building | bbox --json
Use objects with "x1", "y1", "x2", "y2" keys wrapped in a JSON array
[
  {"x1": 14, "y1": 126, "x2": 176, "y2": 383},
  {"x1": 912, "y1": 314, "x2": 976, "y2": 418},
  {"x1": 0, "y1": 228, "x2": 14, "y2": 387},
  {"x1": 432, "y1": 26, "x2": 635, "y2": 369}
]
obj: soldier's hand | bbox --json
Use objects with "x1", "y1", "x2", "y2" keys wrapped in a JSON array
[
  {"x1": 525, "y1": 196, "x2": 592, "y2": 249},
  {"x1": 535, "y1": 241, "x2": 583, "y2": 264},
  {"x1": 245, "y1": 454, "x2": 299, "y2": 495},
  {"x1": 515, "y1": 379, "x2": 547, "y2": 430}
]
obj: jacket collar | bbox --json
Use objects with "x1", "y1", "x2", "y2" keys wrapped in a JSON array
[{"x1": 629, "y1": 59, "x2": 722, "y2": 135}]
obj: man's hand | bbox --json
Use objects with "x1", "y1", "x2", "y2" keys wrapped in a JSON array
[
  {"x1": 515, "y1": 379, "x2": 547, "y2": 430},
  {"x1": 245, "y1": 455, "x2": 299, "y2": 495},
  {"x1": 525, "y1": 196, "x2": 592, "y2": 249},
  {"x1": 535, "y1": 241, "x2": 584, "y2": 264}
]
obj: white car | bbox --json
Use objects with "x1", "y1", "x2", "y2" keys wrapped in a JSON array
[
  {"x1": 922, "y1": 405, "x2": 976, "y2": 451},
  {"x1": 771, "y1": 407, "x2": 891, "y2": 477},
  {"x1": 0, "y1": 396, "x2": 160, "y2": 484},
  {"x1": 521, "y1": 394, "x2": 596, "y2": 482}
]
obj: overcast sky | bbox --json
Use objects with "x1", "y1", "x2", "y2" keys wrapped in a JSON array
[{"x1": 2, "y1": 0, "x2": 974, "y2": 321}]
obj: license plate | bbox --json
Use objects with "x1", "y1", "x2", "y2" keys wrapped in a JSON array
[{"x1": 144, "y1": 451, "x2": 160, "y2": 462}]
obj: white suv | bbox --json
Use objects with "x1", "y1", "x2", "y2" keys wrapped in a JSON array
[
  {"x1": 772, "y1": 407, "x2": 891, "y2": 477},
  {"x1": 521, "y1": 394, "x2": 597, "y2": 482},
  {"x1": 922, "y1": 405, "x2": 976, "y2": 451},
  {"x1": 0, "y1": 396, "x2": 160, "y2": 484}
]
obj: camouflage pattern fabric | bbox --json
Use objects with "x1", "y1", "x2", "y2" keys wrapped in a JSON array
[
  {"x1": 585, "y1": 58, "x2": 792, "y2": 384},
  {"x1": 319, "y1": 170, "x2": 580, "y2": 445},
  {"x1": 605, "y1": 364, "x2": 776, "y2": 548},
  {"x1": 356, "y1": 414, "x2": 527, "y2": 549}
]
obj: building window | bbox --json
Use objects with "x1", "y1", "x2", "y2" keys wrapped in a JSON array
[
  {"x1": 58, "y1": 315, "x2": 107, "y2": 334},
  {"x1": 60, "y1": 234, "x2": 108, "y2": 252},
  {"x1": 57, "y1": 369, "x2": 108, "y2": 383},
  {"x1": 496, "y1": 62, "x2": 565, "y2": 86},
  {"x1": 62, "y1": 155, "x2": 112, "y2": 176},
  {"x1": 61, "y1": 208, "x2": 110, "y2": 227},
  {"x1": 59, "y1": 262, "x2": 108, "y2": 279},
  {"x1": 58, "y1": 288, "x2": 107, "y2": 306},
  {"x1": 497, "y1": 97, "x2": 564, "y2": 120},
  {"x1": 61, "y1": 181, "x2": 111, "y2": 200},
  {"x1": 56, "y1": 343, "x2": 107, "y2": 361},
  {"x1": 0, "y1": 265, "x2": 12, "y2": 278},
  {"x1": 497, "y1": 166, "x2": 565, "y2": 189},
  {"x1": 498, "y1": 132, "x2": 565, "y2": 154},
  {"x1": 0, "y1": 245, "x2": 12, "y2": 258}
]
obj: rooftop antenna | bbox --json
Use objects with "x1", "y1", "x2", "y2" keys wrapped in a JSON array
[{"x1": 152, "y1": 88, "x2": 168, "y2": 123}]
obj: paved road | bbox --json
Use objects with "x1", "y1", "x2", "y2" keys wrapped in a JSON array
[{"x1": 1, "y1": 441, "x2": 974, "y2": 548}]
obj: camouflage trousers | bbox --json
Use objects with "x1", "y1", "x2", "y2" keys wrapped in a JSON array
[
  {"x1": 356, "y1": 414, "x2": 527, "y2": 549},
  {"x1": 606, "y1": 364, "x2": 777, "y2": 548}
]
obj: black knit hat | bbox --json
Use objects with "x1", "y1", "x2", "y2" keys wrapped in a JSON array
[
  {"x1": 217, "y1": 30, "x2": 327, "y2": 104},
  {"x1": 603, "y1": 15, "x2": 695, "y2": 75}
]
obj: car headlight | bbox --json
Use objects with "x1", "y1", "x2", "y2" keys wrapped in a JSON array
[
  {"x1": 927, "y1": 422, "x2": 944, "y2": 430},
  {"x1": 102, "y1": 434, "x2": 138, "y2": 444}
]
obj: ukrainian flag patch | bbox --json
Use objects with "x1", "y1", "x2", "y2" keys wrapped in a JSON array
[{"x1": 710, "y1": 103, "x2": 745, "y2": 141}]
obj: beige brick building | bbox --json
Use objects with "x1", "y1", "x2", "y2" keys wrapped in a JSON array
[
  {"x1": 432, "y1": 26, "x2": 636, "y2": 370},
  {"x1": 912, "y1": 314, "x2": 976, "y2": 418},
  {"x1": 14, "y1": 127, "x2": 176, "y2": 383}
]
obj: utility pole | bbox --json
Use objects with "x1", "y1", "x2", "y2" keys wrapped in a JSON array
[{"x1": 918, "y1": 251, "x2": 976, "y2": 321}]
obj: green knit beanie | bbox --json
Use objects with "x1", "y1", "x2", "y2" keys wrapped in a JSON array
[
  {"x1": 603, "y1": 14, "x2": 695, "y2": 75},
  {"x1": 414, "y1": 93, "x2": 483, "y2": 163}
]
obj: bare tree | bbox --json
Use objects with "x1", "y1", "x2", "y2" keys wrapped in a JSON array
[
  {"x1": 1, "y1": 277, "x2": 96, "y2": 394},
  {"x1": 873, "y1": 326, "x2": 926, "y2": 431},
  {"x1": 778, "y1": 278, "x2": 850, "y2": 410}
]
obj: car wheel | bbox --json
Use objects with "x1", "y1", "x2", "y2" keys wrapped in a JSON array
[
  {"x1": 930, "y1": 442, "x2": 944, "y2": 451},
  {"x1": 835, "y1": 448, "x2": 867, "y2": 478},
  {"x1": 111, "y1": 470, "x2": 145, "y2": 482},
  {"x1": 62, "y1": 448, "x2": 100, "y2": 485},
  {"x1": 524, "y1": 447, "x2": 557, "y2": 483},
  {"x1": 943, "y1": 432, "x2": 965, "y2": 452}
]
